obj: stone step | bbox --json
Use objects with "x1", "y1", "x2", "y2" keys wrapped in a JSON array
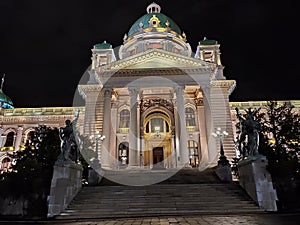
[
  {"x1": 56, "y1": 208, "x2": 264, "y2": 220},
  {"x1": 56, "y1": 168, "x2": 263, "y2": 220}
]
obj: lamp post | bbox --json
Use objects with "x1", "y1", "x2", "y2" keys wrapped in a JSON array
[
  {"x1": 212, "y1": 127, "x2": 230, "y2": 166},
  {"x1": 90, "y1": 131, "x2": 105, "y2": 168}
]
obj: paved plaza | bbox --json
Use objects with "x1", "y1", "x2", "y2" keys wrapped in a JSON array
[{"x1": 1, "y1": 213, "x2": 300, "y2": 225}]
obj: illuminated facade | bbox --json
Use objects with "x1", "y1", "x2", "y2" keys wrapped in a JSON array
[{"x1": 1, "y1": 3, "x2": 299, "y2": 172}]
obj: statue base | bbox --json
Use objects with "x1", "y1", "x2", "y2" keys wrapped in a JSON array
[
  {"x1": 88, "y1": 168, "x2": 103, "y2": 186},
  {"x1": 216, "y1": 164, "x2": 232, "y2": 182},
  {"x1": 238, "y1": 155, "x2": 277, "y2": 211},
  {"x1": 47, "y1": 160, "x2": 83, "y2": 218}
]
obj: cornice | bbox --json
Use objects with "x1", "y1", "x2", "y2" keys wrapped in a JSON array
[
  {"x1": 211, "y1": 80, "x2": 236, "y2": 95},
  {"x1": 230, "y1": 100, "x2": 300, "y2": 109},
  {"x1": 0, "y1": 115, "x2": 74, "y2": 124},
  {"x1": 0, "y1": 107, "x2": 84, "y2": 117},
  {"x1": 77, "y1": 84, "x2": 103, "y2": 99},
  {"x1": 100, "y1": 67, "x2": 211, "y2": 78}
]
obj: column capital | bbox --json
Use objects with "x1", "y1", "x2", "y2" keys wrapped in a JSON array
[
  {"x1": 17, "y1": 126, "x2": 24, "y2": 131},
  {"x1": 194, "y1": 97, "x2": 204, "y2": 106}
]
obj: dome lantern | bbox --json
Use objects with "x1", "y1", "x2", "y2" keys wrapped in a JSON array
[{"x1": 146, "y1": 2, "x2": 161, "y2": 14}]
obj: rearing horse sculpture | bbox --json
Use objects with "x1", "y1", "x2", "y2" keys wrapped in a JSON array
[{"x1": 235, "y1": 108, "x2": 260, "y2": 159}]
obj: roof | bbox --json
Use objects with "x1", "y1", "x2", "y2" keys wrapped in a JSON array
[
  {"x1": 200, "y1": 38, "x2": 218, "y2": 45},
  {"x1": 93, "y1": 41, "x2": 112, "y2": 49}
]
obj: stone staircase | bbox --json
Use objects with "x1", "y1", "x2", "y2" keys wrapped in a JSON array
[{"x1": 55, "y1": 168, "x2": 264, "y2": 220}]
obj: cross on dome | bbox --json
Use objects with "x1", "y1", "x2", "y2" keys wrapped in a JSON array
[{"x1": 147, "y1": 2, "x2": 161, "y2": 14}]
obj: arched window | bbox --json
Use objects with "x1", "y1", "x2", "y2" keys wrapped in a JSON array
[
  {"x1": 150, "y1": 118, "x2": 164, "y2": 133},
  {"x1": 25, "y1": 131, "x2": 35, "y2": 145},
  {"x1": 119, "y1": 109, "x2": 130, "y2": 128},
  {"x1": 185, "y1": 107, "x2": 196, "y2": 127},
  {"x1": 4, "y1": 132, "x2": 15, "y2": 147},
  {"x1": 118, "y1": 142, "x2": 129, "y2": 166},
  {"x1": 188, "y1": 140, "x2": 199, "y2": 167},
  {"x1": 1, "y1": 157, "x2": 11, "y2": 173}
]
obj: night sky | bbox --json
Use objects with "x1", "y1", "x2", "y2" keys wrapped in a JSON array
[{"x1": 0, "y1": 0, "x2": 299, "y2": 108}]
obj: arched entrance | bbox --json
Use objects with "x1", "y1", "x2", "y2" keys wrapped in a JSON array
[{"x1": 143, "y1": 111, "x2": 173, "y2": 169}]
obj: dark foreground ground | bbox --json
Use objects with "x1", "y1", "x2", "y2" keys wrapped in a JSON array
[{"x1": 1, "y1": 213, "x2": 300, "y2": 225}]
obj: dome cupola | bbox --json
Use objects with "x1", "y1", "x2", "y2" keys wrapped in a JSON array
[
  {"x1": 119, "y1": 3, "x2": 191, "y2": 59},
  {"x1": 127, "y1": 2, "x2": 182, "y2": 38}
]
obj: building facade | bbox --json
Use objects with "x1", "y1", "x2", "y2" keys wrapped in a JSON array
[{"x1": 1, "y1": 3, "x2": 299, "y2": 173}]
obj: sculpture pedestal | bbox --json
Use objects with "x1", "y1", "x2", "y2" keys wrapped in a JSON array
[
  {"x1": 88, "y1": 160, "x2": 103, "y2": 186},
  {"x1": 47, "y1": 160, "x2": 83, "y2": 218},
  {"x1": 216, "y1": 164, "x2": 232, "y2": 182},
  {"x1": 238, "y1": 155, "x2": 277, "y2": 211},
  {"x1": 215, "y1": 155, "x2": 232, "y2": 182},
  {"x1": 88, "y1": 168, "x2": 103, "y2": 186}
]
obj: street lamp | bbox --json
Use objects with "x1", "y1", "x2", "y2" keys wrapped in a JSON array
[
  {"x1": 212, "y1": 127, "x2": 230, "y2": 166},
  {"x1": 90, "y1": 131, "x2": 105, "y2": 168}
]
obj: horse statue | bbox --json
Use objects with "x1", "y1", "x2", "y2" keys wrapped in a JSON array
[
  {"x1": 235, "y1": 108, "x2": 260, "y2": 159},
  {"x1": 59, "y1": 110, "x2": 80, "y2": 162}
]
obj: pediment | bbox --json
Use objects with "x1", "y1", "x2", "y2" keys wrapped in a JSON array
[{"x1": 106, "y1": 49, "x2": 213, "y2": 71}]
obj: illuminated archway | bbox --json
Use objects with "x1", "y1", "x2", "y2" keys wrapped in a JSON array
[{"x1": 143, "y1": 110, "x2": 173, "y2": 168}]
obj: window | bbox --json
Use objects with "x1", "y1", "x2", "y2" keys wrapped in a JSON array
[
  {"x1": 185, "y1": 107, "x2": 196, "y2": 127},
  {"x1": 4, "y1": 132, "x2": 15, "y2": 147},
  {"x1": 150, "y1": 118, "x2": 164, "y2": 133},
  {"x1": 25, "y1": 131, "x2": 35, "y2": 145},
  {"x1": 188, "y1": 140, "x2": 199, "y2": 167},
  {"x1": 1, "y1": 157, "x2": 11, "y2": 173},
  {"x1": 118, "y1": 142, "x2": 129, "y2": 166},
  {"x1": 119, "y1": 109, "x2": 130, "y2": 128}
]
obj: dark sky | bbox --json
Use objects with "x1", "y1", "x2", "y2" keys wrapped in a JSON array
[{"x1": 0, "y1": 0, "x2": 299, "y2": 108}]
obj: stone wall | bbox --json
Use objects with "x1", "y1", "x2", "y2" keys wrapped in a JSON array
[{"x1": 238, "y1": 155, "x2": 277, "y2": 211}]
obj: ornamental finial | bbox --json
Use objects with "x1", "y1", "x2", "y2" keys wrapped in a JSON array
[{"x1": 1, "y1": 74, "x2": 5, "y2": 90}]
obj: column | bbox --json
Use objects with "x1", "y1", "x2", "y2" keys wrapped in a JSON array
[
  {"x1": 172, "y1": 95, "x2": 180, "y2": 167},
  {"x1": 140, "y1": 136, "x2": 144, "y2": 168},
  {"x1": 171, "y1": 134, "x2": 176, "y2": 168},
  {"x1": 0, "y1": 127, "x2": 4, "y2": 147},
  {"x1": 137, "y1": 92, "x2": 141, "y2": 166},
  {"x1": 101, "y1": 89, "x2": 112, "y2": 168},
  {"x1": 129, "y1": 88, "x2": 138, "y2": 167},
  {"x1": 195, "y1": 97, "x2": 209, "y2": 166},
  {"x1": 14, "y1": 126, "x2": 24, "y2": 151},
  {"x1": 202, "y1": 83, "x2": 218, "y2": 165},
  {"x1": 175, "y1": 86, "x2": 189, "y2": 167},
  {"x1": 110, "y1": 101, "x2": 118, "y2": 169}
]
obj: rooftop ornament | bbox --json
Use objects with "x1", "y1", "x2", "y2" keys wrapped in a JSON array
[{"x1": 146, "y1": 2, "x2": 161, "y2": 14}]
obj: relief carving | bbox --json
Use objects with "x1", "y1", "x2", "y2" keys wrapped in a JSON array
[{"x1": 140, "y1": 98, "x2": 174, "y2": 113}]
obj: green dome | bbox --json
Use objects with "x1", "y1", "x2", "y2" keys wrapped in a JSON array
[
  {"x1": 0, "y1": 89, "x2": 14, "y2": 109},
  {"x1": 128, "y1": 13, "x2": 182, "y2": 37}
]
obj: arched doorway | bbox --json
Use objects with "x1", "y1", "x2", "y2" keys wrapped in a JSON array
[
  {"x1": 118, "y1": 142, "x2": 129, "y2": 167},
  {"x1": 143, "y1": 111, "x2": 173, "y2": 169}
]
